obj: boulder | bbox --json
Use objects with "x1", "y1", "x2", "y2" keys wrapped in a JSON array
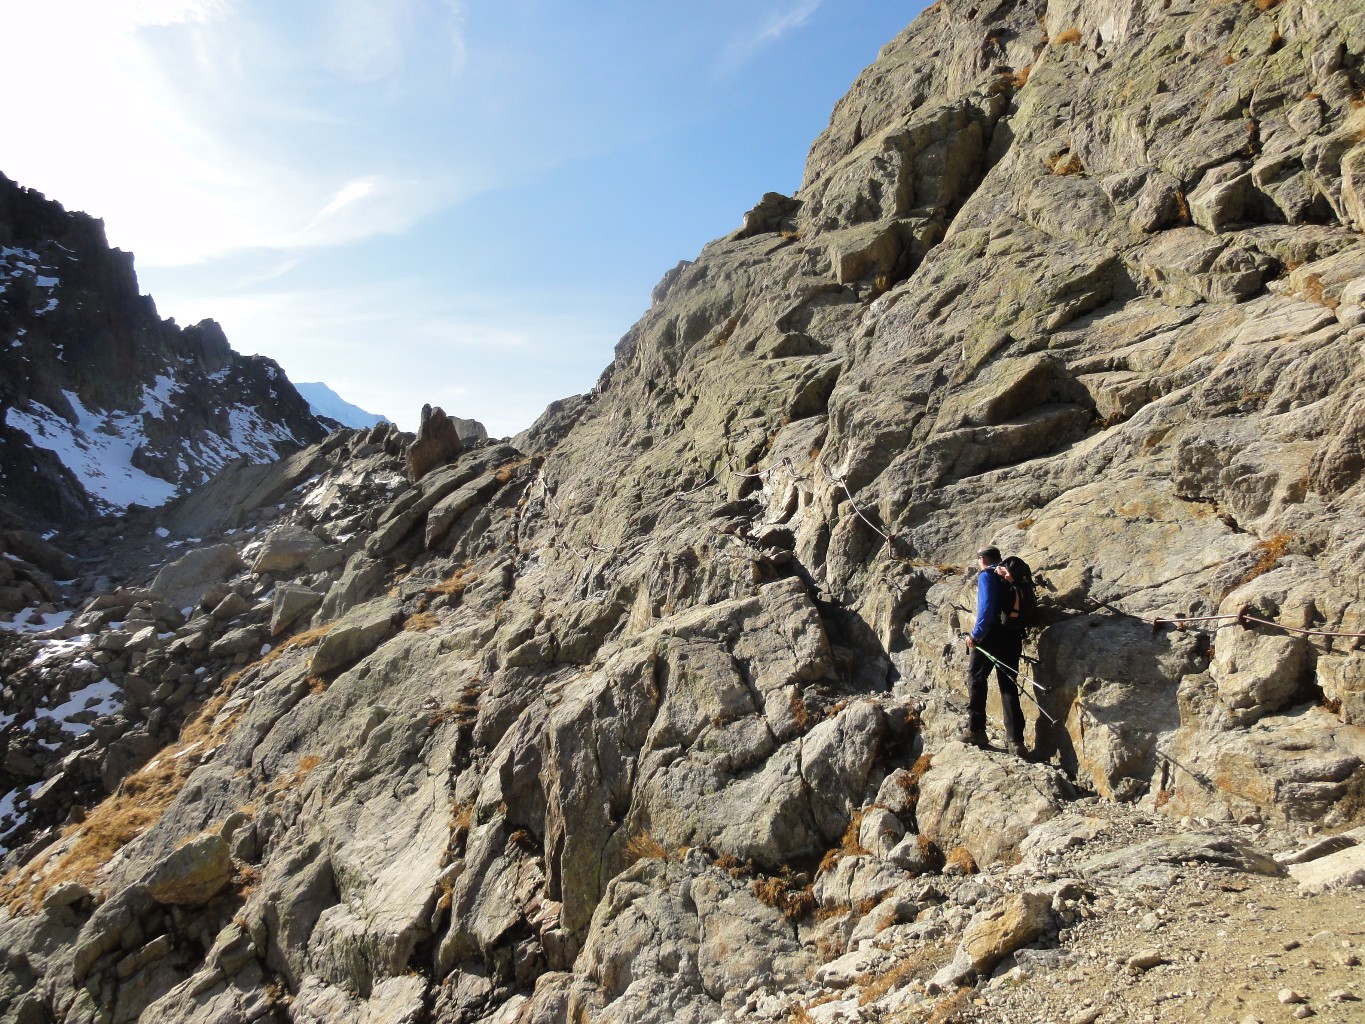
[
  {"x1": 858, "y1": 807, "x2": 906, "y2": 859},
  {"x1": 915, "y1": 744, "x2": 1072, "y2": 866},
  {"x1": 405, "y1": 405, "x2": 463, "y2": 483},
  {"x1": 1155, "y1": 711, "x2": 1365, "y2": 827},
  {"x1": 1080, "y1": 833, "x2": 1282, "y2": 890},
  {"x1": 929, "y1": 892, "x2": 1053, "y2": 990},
  {"x1": 424, "y1": 473, "x2": 503, "y2": 548},
  {"x1": 1310, "y1": 649, "x2": 1365, "y2": 731},
  {"x1": 3, "y1": 529, "x2": 77, "y2": 579},
  {"x1": 1210, "y1": 628, "x2": 1312, "y2": 724},
  {"x1": 150, "y1": 545, "x2": 245, "y2": 611},
  {"x1": 309, "y1": 597, "x2": 402, "y2": 674},
  {"x1": 124, "y1": 625, "x2": 160, "y2": 652},
  {"x1": 252, "y1": 525, "x2": 325, "y2": 575},
  {"x1": 144, "y1": 834, "x2": 233, "y2": 905},
  {"x1": 1188, "y1": 162, "x2": 1253, "y2": 233},
  {"x1": 319, "y1": 554, "x2": 386, "y2": 621},
  {"x1": 271, "y1": 584, "x2": 323, "y2": 636},
  {"x1": 209, "y1": 591, "x2": 249, "y2": 621},
  {"x1": 568, "y1": 853, "x2": 813, "y2": 1023},
  {"x1": 1282, "y1": 827, "x2": 1365, "y2": 893},
  {"x1": 209, "y1": 624, "x2": 268, "y2": 660}
]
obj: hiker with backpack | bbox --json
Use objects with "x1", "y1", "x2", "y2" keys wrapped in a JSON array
[{"x1": 958, "y1": 546, "x2": 1031, "y2": 757}]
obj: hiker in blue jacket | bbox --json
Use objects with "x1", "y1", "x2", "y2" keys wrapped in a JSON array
[{"x1": 958, "y1": 546, "x2": 1026, "y2": 757}]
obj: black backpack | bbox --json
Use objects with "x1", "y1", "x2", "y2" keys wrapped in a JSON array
[{"x1": 1000, "y1": 555, "x2": 1038, "y2": 630}]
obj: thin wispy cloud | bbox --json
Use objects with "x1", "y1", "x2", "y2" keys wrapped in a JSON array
[
  {"x1": 132, "y1": 0, "x2": 232, "y2": 26},
  {"x1": 313, "y1": 180, "x2": 379, "y2": 223},
  {"x1": 324, "y1": 0, "x2": 417, "y2": 83},
  {"x1": 233, "y1": 258, "x2": 301, "y2": 289},
  {"x1": 0, "y1": 0, "x2": 471, "y2": 268},
  {"x1": 716, "y1": 0, "x2": 823, "y2": 75},
  {"x1": 439, "y1": 0, "x2": 469, "y2": 75}
]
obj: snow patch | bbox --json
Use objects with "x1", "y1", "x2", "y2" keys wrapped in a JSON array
[
  {"x1": 0, "y1": 608, "x2": 73, "y2": 634},
  {"x1": 38, "y1": 678, "x2": 123, "y2": 735},
  {"x1": 140, "y1": 374, "x2": 181, "y2": 420},
  {"x1": 31, "y1": 634, "x2": 93, "y2": 667},
  {"x1": 4, "y1": 391, "x2": 180, "y2": 511},
  {"x1": 0, "y1": 788, "x2": 25, "y2": 855}
]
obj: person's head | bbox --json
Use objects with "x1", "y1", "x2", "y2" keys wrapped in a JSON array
[{"x1": 977, "y1": 546, "x2": 1001, "y2": 568}]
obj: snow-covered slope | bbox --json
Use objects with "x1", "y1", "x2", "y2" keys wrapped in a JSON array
[{"x1": 295, "y1": 381, "x2": 389, "y2": 431}]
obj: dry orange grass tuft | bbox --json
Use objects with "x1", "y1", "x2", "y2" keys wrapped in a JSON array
[
  {"x1": 817, "y1": 809, "x2": 871, "y2": 876},
  {"x1": 1240, "y1": 532, "x2": 1293, "y2": 585},
  {"x1": 4, "y1": 688, "x2": 247, "y2": 912},
  {"x1": 752, "y1": 873, "x2": 817, "y2": 921},
  {"x1": 425, "y1": 563, "x2": 479, "y2": 598},
  {"x1": 815, "y1": 903, "x2": 850, "y2": 924},
  {"x1": 908, "y1": 753, "x2": 934, "y2": 788},
  {"x1": 788, "y1": 690, "x2": 814, "y2": 732},
  {"x1": 1049, "y1": 151, "x2": 1085, "y2": 176},
  {"x1": 269, "y1": 621, "x2": 335, "y2": 657},
  {"x1": 1054, "y1": 27, "x2": 1081, "y2": 45},
  {"x1": 624, "y1": 831, "x2": 667, "y2": 864},
  {"x1": 447, "y1": 800, "x2": 475, "y2": 852},
  {"x1": 1174, "y1": 189, "x2": 1191, "y2": 224},
  {"x1": 918, "y1": 834, "x2": 946, "y2": 872},
  {"x1": 403, "y1": 611, "x2": 440, "y2": 632},
  {"x1": 494, "y1": 457, "x2": 531, "y2": 484},
  {"x1": 945, "y1": 845, "x2": 979, "y2": 875},
  {"x1": 928, "y1": 987, "x2": 975, "y2": 1023},
  {"x1": 234, "y1": 863, "x2": 263, "y2": 900},
  {"x1": 856, "y1": 941, "x2": 954, "y2": 1006},
  {"x1": 264, "y1": 753, "x2": 324, "y2": 799},
  {"x1": 1254, "y1": 0, "x2": 1283, "y2": 10},
  {"x1": 437, "y1": 877, "x2": 455, "y2": 911},
  {"x1": 854, "y1": 895, "x2": 881, "y2": 916}
]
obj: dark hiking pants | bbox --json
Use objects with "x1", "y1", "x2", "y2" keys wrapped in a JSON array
[{"x1": 967, "y1": 630, "x2": 1024, "y2": 743}]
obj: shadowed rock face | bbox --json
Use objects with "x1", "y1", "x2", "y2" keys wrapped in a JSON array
[
  {"x1": 0, "y1": 173, "x2": 331, "y2": 527},
  {"x1": 3, "y1": 1, "x2": 1365, "y2": 1021}
]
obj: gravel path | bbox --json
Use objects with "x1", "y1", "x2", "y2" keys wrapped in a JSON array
[{"x1": 738, "y1": 802, "x2": 1365, "y2": 1024}]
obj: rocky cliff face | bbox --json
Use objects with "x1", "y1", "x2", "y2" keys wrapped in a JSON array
[
  {"x1": 3, "y1": 2, "x2": 1365, "y2": 1023},
  {"x1": 0, "y1": 173, "x2": 331, "y2": 529}
]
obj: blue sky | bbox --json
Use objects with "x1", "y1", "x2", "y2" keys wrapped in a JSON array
[{"x1": 2, "y1": 0, "x2": 925, "y2": 435}]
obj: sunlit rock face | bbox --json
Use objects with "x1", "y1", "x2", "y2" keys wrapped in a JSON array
[{"x1": 3, "y1": 2, "x2": 1365, "y2": 1022}]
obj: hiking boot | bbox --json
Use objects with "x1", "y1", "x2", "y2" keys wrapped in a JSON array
[
  {"x1": 955, "y1": 724, "x2": 987, "y2": 747},
  {"x1": 1006, "y1": 739, "x2": 1028, "y2": 759}
]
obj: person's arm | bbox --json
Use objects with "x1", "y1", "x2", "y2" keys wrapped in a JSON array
[{"x1": 971, "y1": 570, "x2": 999, "y2": 641}]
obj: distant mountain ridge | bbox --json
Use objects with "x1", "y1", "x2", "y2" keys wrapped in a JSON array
[
  {"x1": 294, "y1": 381, "x2": 390, "y2": 431},
  {"x1": 0, "y1": 172, "x2": 331, "y2": 527}
]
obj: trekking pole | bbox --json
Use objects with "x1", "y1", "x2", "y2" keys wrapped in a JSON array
[{"x1": 961, "y1": 635, "x2": 1059, "y2": 726}]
